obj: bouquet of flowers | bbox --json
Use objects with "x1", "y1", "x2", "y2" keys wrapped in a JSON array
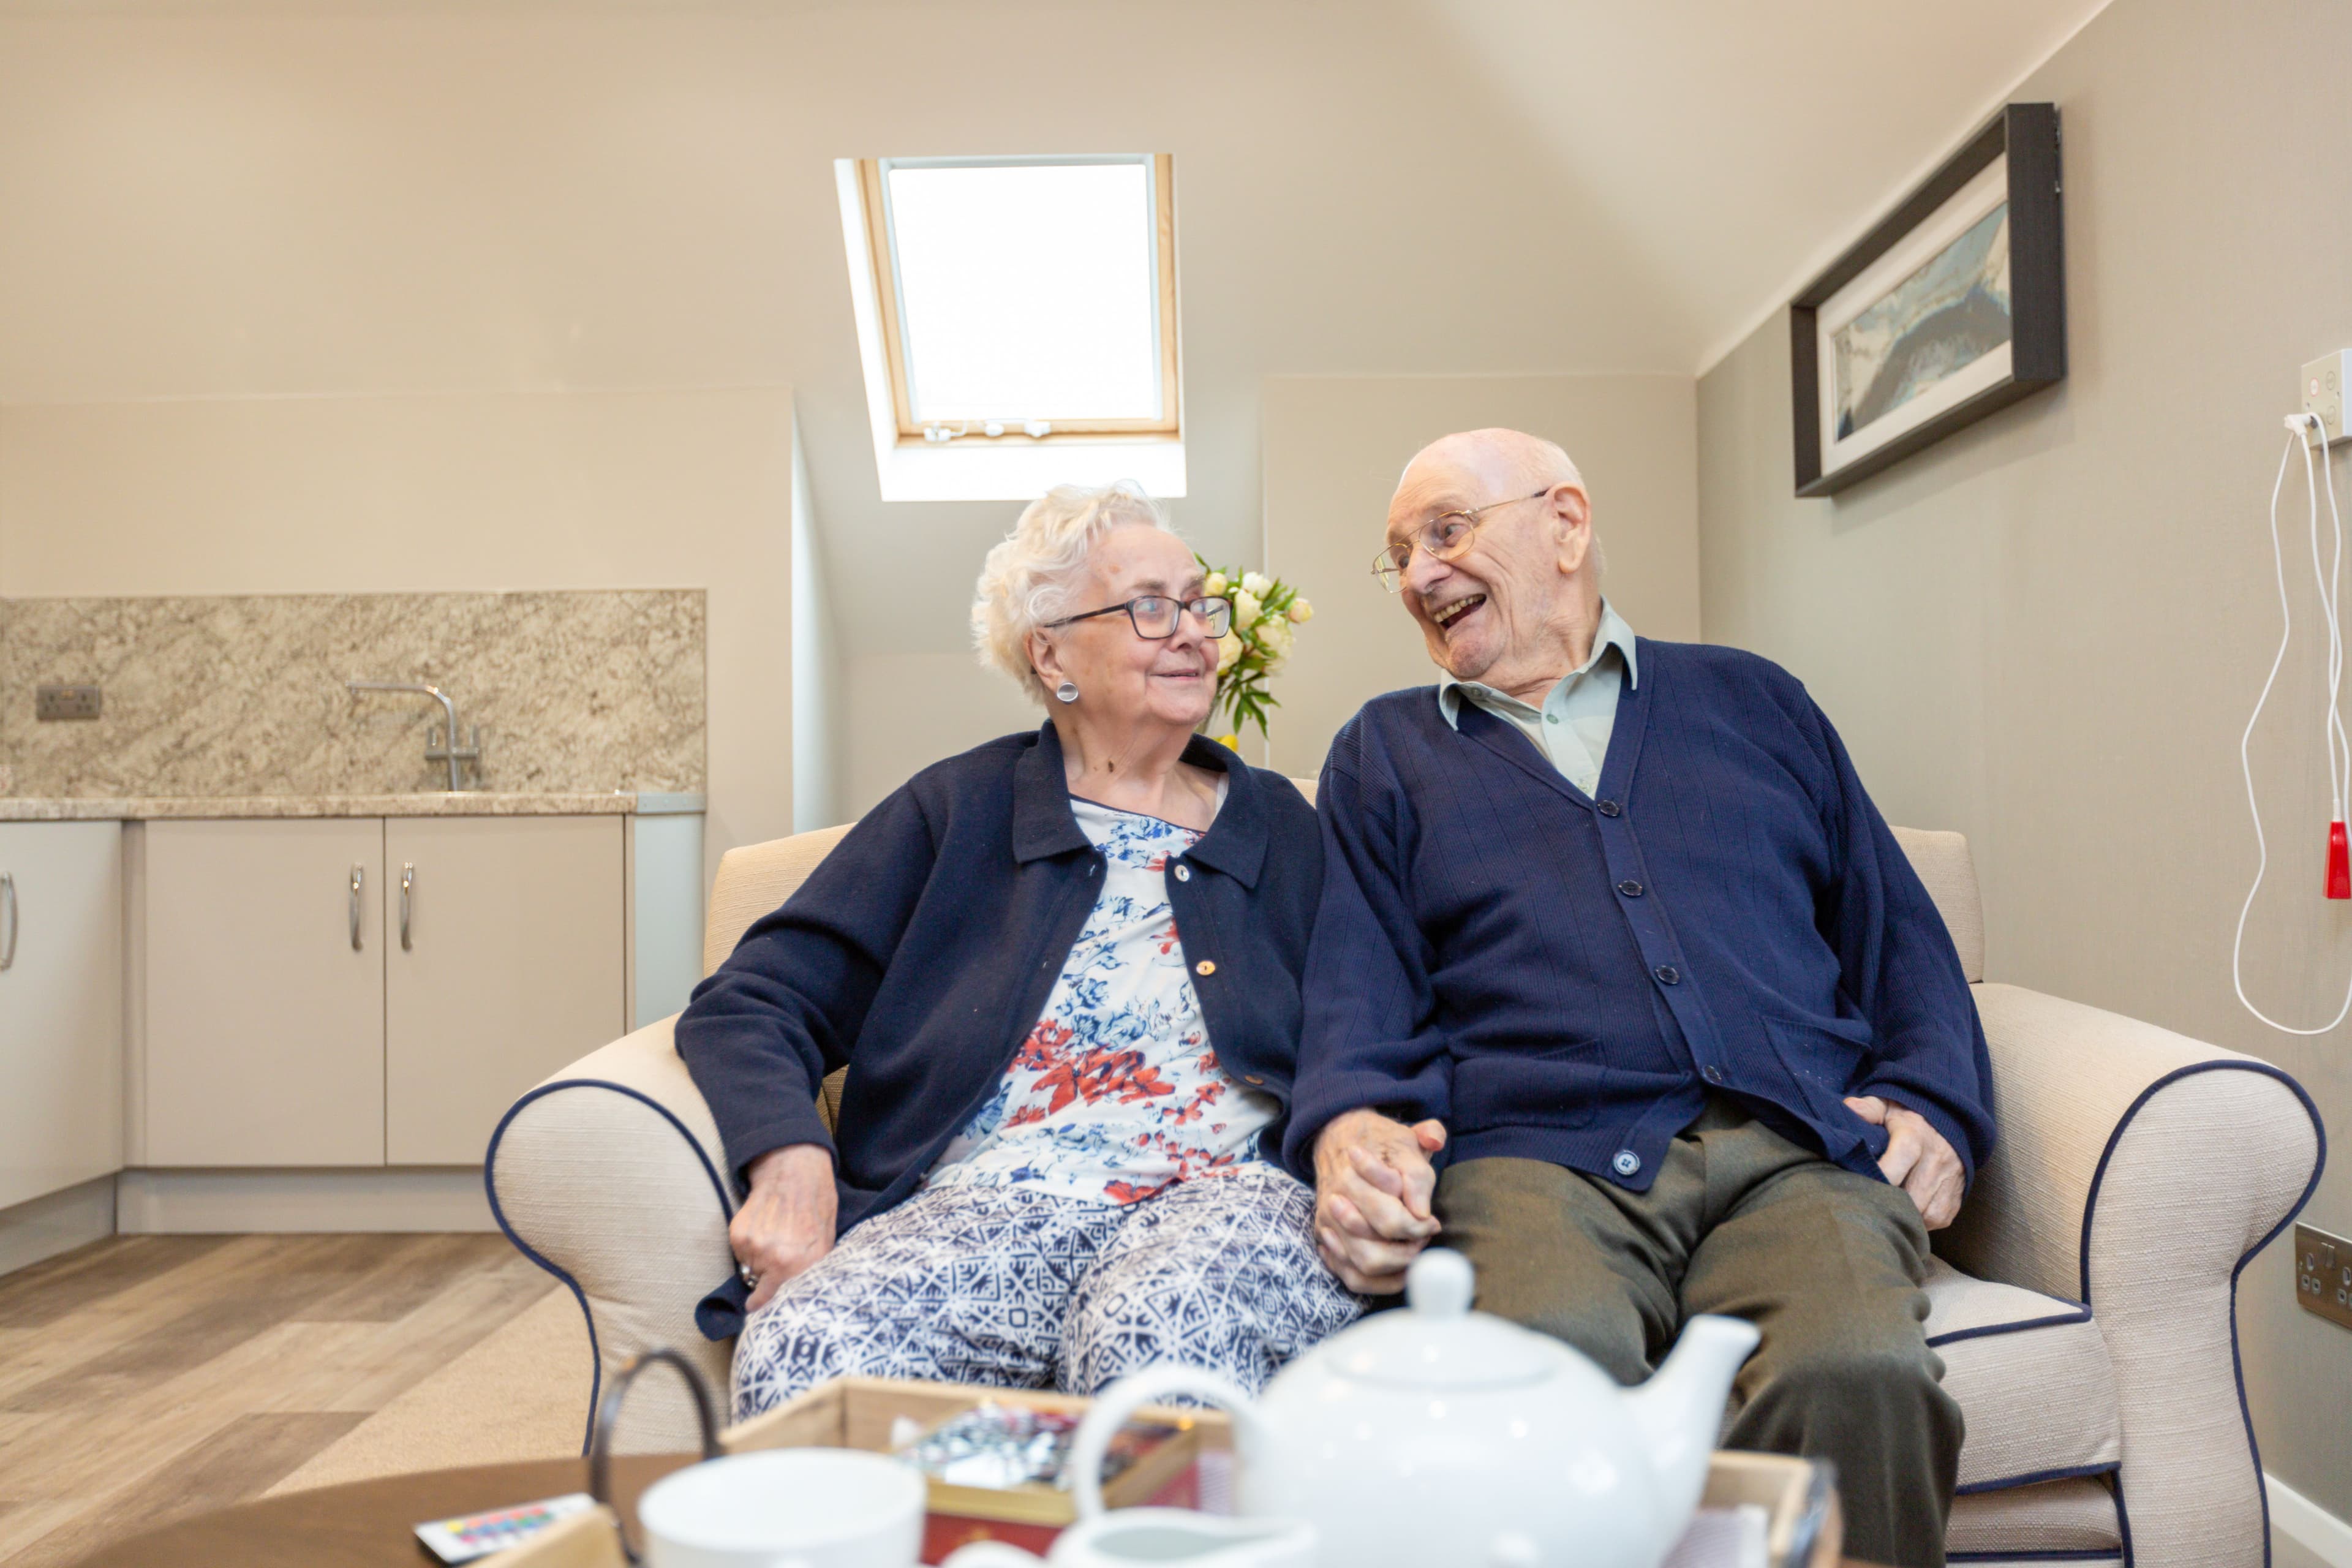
[{"x1": 1197, "y1": 556, "x2": 1314, "y2": 746}]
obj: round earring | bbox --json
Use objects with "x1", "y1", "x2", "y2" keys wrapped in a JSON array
[{"x1": 1054, "y1": 680, "x2": 1079, "y2": 704}]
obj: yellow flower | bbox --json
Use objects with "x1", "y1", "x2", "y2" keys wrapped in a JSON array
[
  {"x1": 1204, "y1": 570, "x2": 1228, "y2": 598},
  {"x1": 1216, "y1": 631, "x2": 1243, "y2": 672},
  {"x1": 1233, "y1": 590, "x2": 1262, "y2": 630},
  {"x1": 1216, "y1": 733, "x2": 1242, "y2": 751},
  {"x1": 1287, "y1": 597, "x2": 1314, "y2": 624},
  {"x1": 1241, "y1": 570, "x2": 1273, "y2": 599}
]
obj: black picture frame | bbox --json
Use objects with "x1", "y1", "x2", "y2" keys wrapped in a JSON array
[{"x1": 1790, "y1": 102, "x2": 2064, "y2": 497}]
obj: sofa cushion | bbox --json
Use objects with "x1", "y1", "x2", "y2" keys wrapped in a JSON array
[
  {"x1": 1946, "y1": 1475, "x2": 2122, "y2": 1562},
  {"x1": 1924, "y1": 1257, "x2": 2122, "y2": 1493}
]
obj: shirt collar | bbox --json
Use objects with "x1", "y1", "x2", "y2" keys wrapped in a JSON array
[
  {"x1": 1436, "y1": 598, "x2": 1640, "y2": 729},
  {"x1": 1011, "y1": 720, "x2": 1268, "y2": 887}
]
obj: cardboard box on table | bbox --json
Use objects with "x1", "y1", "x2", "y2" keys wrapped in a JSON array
[{"x1": 492, "y1": 1376, "x2": 1842, "y2": 1568}]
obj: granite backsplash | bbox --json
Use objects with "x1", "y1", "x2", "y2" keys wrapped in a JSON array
[{"x1": 0, "y1": 589, "x2": 705, "y2": 797}]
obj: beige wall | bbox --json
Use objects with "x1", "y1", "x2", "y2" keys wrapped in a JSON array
[
  {"x1": 1697, "y1": 0, "x2": 2352, "y2": 1515},
  {"x1": 0, "y1": 390, "x2": 796, "y2": 876},
  {"x1": 1264, "y1": 375, "x2": 1700, "y2": 778}
]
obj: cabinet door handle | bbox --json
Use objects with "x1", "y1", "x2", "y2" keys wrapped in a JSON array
[
  {"x1": 0, "y1": 871, "x2": 15, "y2": 971},
  {"x1": 400, "y1": 863, "x2": 415, "y2": 951},
  {"x1": 350, "y1": 864, "x2": 365, "y2": 951}
]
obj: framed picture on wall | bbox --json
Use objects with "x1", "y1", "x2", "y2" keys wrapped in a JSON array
[{"x1": 1790, "y1": 102, "x2": 2064, "y2": 497}]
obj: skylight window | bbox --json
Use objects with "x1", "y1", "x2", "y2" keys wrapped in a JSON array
[{"x1": 852, "y1": 154, "x2": 1180, "y2": 443}]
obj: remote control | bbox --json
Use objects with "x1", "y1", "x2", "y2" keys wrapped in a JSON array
[{"x1": 413, "y1": 1491, "x2": 595, "y2": 1564}]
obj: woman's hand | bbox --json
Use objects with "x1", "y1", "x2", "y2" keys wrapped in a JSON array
[
  {"x1": 731, "y1": 1144, "x2": 839, "y2": 1313},
  {"x1": 1311, "y1": 1109, "x2": 1447, "y2": 1294}
]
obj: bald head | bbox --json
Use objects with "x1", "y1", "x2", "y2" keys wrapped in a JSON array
[
  {"x1": 1382, "y1": 426, "x2": 1605, "y2": 699},
  {"x1": 1398, "y1": 428, "x2": 1585, "y2": 500}
]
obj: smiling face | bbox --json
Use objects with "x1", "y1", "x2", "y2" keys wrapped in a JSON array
[
  {"x1": 1385, "y1": 431, "x2": 1597, "y2": 693},
  {"x1": 1027, "y1": 522, "x2": 1217, "y2": 733}
]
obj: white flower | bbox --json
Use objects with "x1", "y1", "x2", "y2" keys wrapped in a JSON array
[
  {"x1": 1204, "y1": 570, "x2": 1228, "y2": 598},
  {"x1": 1258, "y1": 618, "x2": 1294, "y2": 665},
  {"x1": 1287, "y1": 597, "x2": 1314, "y2": 624},
  {"x1": 1241, "y1": 570, "x2": 1273, "y2": 599},
  {"x1": 1233, "y1": 590, "x2": 1262, "y2": 630},
  {"x1": 1216, "y1": 631, "x2": 1244, "y2": 673}
]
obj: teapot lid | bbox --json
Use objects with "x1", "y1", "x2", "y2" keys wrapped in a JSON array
[{"x1": 1321, "y1": 1250, "x2": 1562, "y2": 1390}]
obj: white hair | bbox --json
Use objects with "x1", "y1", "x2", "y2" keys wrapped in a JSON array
[{"x1": 972, "y1": 480, "x2": 1181, "y2": 704}]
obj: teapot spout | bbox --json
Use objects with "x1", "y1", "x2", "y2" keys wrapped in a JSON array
[{"x1": 1626, "y1": 1314, "x2": 1761, "y2": 1523}]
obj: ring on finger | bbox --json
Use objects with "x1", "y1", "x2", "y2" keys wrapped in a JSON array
[{"x1": 738, "y1": 1261, "x2": 760, "y2": 1290}]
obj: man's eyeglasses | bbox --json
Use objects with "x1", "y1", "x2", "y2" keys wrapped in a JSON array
[
  {"x1": 1371, "y1": 488, "x2": 1552, "y2": 592},
  {"x1": 1044, "y1": 595, "x2": 1235, "y2": 640}
]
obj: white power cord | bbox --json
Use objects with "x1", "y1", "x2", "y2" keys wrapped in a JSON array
[{"x1": 2233, "y1": 413, "x2": 2352, "y2": 1034}]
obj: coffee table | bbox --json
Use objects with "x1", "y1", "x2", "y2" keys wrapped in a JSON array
[
  {"x1": 72, "y1": 1453, "x2": 1880, "y2": 1568},
  {"x1": 70, "y1": 1454, "x2": 696, "y2": 1568}
]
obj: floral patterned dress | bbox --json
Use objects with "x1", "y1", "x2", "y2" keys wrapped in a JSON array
[{"x1": 926, "y1": 797, "x2": 1279, "y2": 1205}]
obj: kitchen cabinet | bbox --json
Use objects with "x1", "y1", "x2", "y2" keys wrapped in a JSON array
[
  {"x1": 141, "y1": 814, "x2": 628, "y2": 1170},
  {"x1": 384, "y1": 816, "x2": 624, "y2": 1164},
  {"x1": 145, "y1": 819, "x2": 386, "y2": 1166},
  {"x1": 0, "y1": 823, "x2": 124, "y2": 1209}
]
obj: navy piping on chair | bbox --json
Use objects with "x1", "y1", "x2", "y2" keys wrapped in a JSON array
[
  {"x1": 1947, "y1": 1554, "x2": 2123, "y2": 1564},
  {"x1": 2072, "y1": 1060, "x2": 2325, "y2": 1568},
  {"x1": 483, "y1": 1078, "x2": 739, "y2": 1455},
  {"x1": 1926, "y1": 1304, "x2": 2093, "y2": 1350},
  {"x1": 1956, "y1": 1463, "x2": 2122, "y2": 1498}
]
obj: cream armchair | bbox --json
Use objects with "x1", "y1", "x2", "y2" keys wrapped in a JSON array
[{"x1": 486, "y1": 810, "x2": 2320, "y2": 1568}]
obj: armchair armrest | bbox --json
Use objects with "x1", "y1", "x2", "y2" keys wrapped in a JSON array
[
  {"x1": 1941, "y1": 983, "x2": 2322, "y2": 1568},
  {"x1": 485, "y1": 1014, "x2": 737, "y2": 1457}
]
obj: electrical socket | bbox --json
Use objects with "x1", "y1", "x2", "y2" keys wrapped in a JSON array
[
  {"x1": 34, "y1": 683, "x2": 100, "y2": 722},
  {"x1": 2294, "y1": 1223, "x2": 2352, "y2": 1331},
  {"x1": 2302, "y1": 352, "x2": 2350, "y2": 443}
]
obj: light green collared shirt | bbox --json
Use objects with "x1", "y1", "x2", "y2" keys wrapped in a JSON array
[{"x1": 1436, "y1": 600, "x2": 1639, "y2": 797}]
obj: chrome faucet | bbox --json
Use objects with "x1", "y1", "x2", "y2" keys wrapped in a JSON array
[{"x1": 346, "y1": 680, "x2": 483, "y2": 792}]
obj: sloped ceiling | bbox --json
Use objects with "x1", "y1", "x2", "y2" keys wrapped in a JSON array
[{"x1": 0, "y1": 0, "x2": 2112, "y2": 656}]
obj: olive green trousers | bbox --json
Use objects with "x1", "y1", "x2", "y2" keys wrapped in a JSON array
[{"x1": 1433, "y1": 1103, "x2": 1962, "y2": 1568}]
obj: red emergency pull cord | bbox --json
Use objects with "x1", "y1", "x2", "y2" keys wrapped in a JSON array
[{"x1": 2330, "y1": 822, "x2": 2350, "y2": 900}]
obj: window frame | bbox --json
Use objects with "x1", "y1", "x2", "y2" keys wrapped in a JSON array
[{"x1": 854, "y1": 153, "x2": 1181, "y2": 443}]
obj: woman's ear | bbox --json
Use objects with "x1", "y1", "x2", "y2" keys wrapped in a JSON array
[{"x1": 1027, "y1": 628, "x2": 1067, "y2": 691}]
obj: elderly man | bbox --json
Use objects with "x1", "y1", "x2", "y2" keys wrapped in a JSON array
[{"x1": 1285, "y1": 429, "x2": 1992, "y2": 1568}]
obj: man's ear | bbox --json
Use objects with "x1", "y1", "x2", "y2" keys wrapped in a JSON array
[{"x1": 1548, "y1": 484, "x2": 1595, "y2": 576}]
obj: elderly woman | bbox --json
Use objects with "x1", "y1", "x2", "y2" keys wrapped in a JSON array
[{"x1": 677, "y1": 481, "x2": 1356, "y2": 1420}]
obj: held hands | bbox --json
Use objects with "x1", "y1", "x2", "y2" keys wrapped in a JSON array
[
  {"x1": 1311, "y1": 1109, "x2": 1449, "y2": 1294},
  {"x1": 731, "y1": 1144, "x2": 838, "y2": 1313},
  {"x1": 1845, "y1": 1096, "x2": 1964, "y2": 1231}
]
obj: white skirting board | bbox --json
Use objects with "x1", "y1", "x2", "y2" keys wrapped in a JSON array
[
  {"x1": 115, "y1": 1167, "x2": 496, "y2": 1233},
  {"x1": 2272, "y1": 1473, "x2": 2352, "y2": 1568},
  {"x1": 0, "y1": 1176, "x2": 116, "y2": 1278}
]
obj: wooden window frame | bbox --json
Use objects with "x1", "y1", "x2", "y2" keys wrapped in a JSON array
[{"x1": 856, "y1": 153, "x2": 1180, "y2": 445}]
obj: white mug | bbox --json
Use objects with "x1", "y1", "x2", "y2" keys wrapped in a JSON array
[{"x1": 637, "y1": 1447, "x2": 926, "y2": 1568}]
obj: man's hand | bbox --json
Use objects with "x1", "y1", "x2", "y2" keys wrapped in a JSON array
[
  {"x1": 1312, "y1": 1109, "x2": 1449, "y2": 1294},
  {"x1": 1845, "y1": 1096, "x2": 1963, "y2": 1231},
  {"x1": 731, "y1": 1144, "x2": 838, "y2": 1313}
]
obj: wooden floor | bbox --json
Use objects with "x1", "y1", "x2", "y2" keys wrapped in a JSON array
[{"x1": 0, "y1": 1232, "x2": 552, "y2": 1567}]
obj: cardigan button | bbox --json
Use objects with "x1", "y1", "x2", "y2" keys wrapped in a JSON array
[
  {"x1": 1616, "y1": 880, "x2": 1644, "y2": 897},
  {"x1": 1195, "y1": 960, "x2": 1216, "y2": 976},
  {"x1": 1653, "y1": 965, "x2": 1680, "y2": 986},
  {"x1": 1702, "y1": 1065, "x2": 1725, "y2": 1085},
  {"x1": 1597, "y1": 799, "x2": 1623, "y2": 817},
  {"x1": 1174, "y1": 864, "x2": 1192, "y2": 882},
  {"x1": 1611, "y1": 1150, "x2": 1643, "y2": 1177}
]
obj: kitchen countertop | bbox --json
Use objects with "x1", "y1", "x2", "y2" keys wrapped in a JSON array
[{"x1": 0, "y1": 791, "x2": 706, "y2": 821}]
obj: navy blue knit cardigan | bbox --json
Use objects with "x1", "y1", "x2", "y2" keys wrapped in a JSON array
[
  {"x1": 676, "y1": 722, "x2": 1323, "y2": 1233},
  {"x1": 1282, "y1": 638, "x2": 1993, "y2": 1193}
]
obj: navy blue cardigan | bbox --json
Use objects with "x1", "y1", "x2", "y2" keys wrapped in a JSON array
[
  {"x1": 1283, "y1": 638, "x2": 1993, "y2": 1194},
  {"x1": 676, "y1": 723, "x2": 1324, "y2": 1234}
]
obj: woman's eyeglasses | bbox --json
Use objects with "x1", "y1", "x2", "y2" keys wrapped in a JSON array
[
  {"x1": 1045, "y1": 595, "x2": 1234, "y2": 640},
  {"x1": 1371, "y1": 488, "x2": 1551, "y2": 592}
]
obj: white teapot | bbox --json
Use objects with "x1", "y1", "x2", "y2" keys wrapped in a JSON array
[{"x1": 1066, "y1": 1249, "x2": 1760, "y2": 1568}]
